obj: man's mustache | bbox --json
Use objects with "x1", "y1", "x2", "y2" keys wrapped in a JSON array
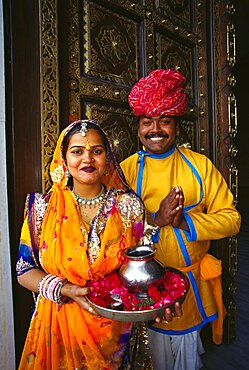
[{"x1": 145, "y1": 133, "x2": 168, "y2": 139}]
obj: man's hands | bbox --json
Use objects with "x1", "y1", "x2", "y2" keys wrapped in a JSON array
[
  {"x1": 154, "y1": 186, "x2": 189, "y2": 231},
  {"x1": 155, "y1": 301, "x2": 182, "y2": 323}
]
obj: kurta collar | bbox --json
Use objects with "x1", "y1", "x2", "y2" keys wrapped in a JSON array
[{"x1": 137, "y1": 145, "x2": 175, "y2": 161}]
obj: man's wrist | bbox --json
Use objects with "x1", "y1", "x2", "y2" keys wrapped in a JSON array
[
  {"x1": 146, "y1": 210, "x2": 158, "y2": 227},
  {"x1": 154, "y1": 212, "x2": 164, "y2": 227}
]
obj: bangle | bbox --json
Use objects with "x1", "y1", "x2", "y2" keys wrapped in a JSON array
[
  {"x1": 53, "y1": 278, "x2": 68, "y2": 304},
  {"x1": 41, "y1": 275, "x2": 55, "y2": 298},
  {"x1": 47, "y1": 277, "x2": 63, "y2": 301},
  {"x1": 38, "y1": 274, "x2": 54, "y2": 297},
  {"x1": 38, "y1": 275, "x2": 46, "y2": 295},
  {"x1": 37, "y1": 275, "x2": 68, "y2": 304}
]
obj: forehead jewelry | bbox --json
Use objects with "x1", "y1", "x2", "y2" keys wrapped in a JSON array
[
  {"x1": 85, "y1": 139, "x2": 91, "y2": 150},
  {"x1": 80, "y1": 121, "x2": 88, "y2": 136}
]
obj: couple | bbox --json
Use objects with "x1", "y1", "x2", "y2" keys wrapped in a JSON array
[{"x1": 16, "y1": 69, "x2": 240, "y2": 370}]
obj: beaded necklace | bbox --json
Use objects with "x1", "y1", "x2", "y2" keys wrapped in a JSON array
[{"x1": 72, "y1": 185, "x2": 105, "y2": 207}]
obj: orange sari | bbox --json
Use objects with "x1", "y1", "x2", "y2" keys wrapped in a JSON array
[{"x1": 17, "y1": 121, "x2": 146, "y2": 370}]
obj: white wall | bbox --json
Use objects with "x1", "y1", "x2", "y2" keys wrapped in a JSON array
[{"x1": 0, "y1": 0, "x2": 16, "y2": 368}]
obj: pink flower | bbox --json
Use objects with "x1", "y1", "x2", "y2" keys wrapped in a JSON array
[{"x1": 87, "y1": 269, "x2": 188, "y2": 312}]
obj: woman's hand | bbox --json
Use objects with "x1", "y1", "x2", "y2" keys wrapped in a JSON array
[{"x1": 61, "y1": 283, "x2": 99, "y2": 316}]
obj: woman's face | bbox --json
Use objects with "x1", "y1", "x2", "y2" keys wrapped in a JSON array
[{"x1": 65, "y1": 129, "x2": 107, "y2": 189}]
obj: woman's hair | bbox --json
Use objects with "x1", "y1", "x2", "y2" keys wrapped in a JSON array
[{"x1": 62, "y1": 121, "x2": 109, "y2": 161}]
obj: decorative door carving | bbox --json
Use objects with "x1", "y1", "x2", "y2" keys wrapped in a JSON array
[
  {"x1": 39, "y1": 0, "x2": 238, "y2": 345},
  {"x1": 66, "y1": 0, "x2": 203, "y2": 159}
]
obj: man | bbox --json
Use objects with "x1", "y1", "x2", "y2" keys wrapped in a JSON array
[{"x1": 121, "y1": 69, "x2": 241, "y2": 370}]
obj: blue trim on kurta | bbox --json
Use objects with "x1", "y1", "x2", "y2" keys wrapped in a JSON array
[
  {"x1": 149, "y1": 312, "x2": 218, "y2": 335},
  {"x1": 173, "y1": 227, "x2": 191, "y2": 266},
  {"x1": 183, "y1": 212, "x2": 197, "y2": 241},
  {"x1": 136, "y1": 153, "x2": 145, "y2": 196},
  {"x1": 176, "y1": 147, "x2": 204, "y2": 211},
  {"x1": 151, "y1": 211, "x2": 160, "y2": 242},
  {"x1": 172, "y1": 229, "x2": 209, "y2": 323},
  {"x1": 187, "y1": 271, "x2": 209, "y2": 321},
  {"x1": 151, "y1": 229, "x2": 160, "y2": 243}
]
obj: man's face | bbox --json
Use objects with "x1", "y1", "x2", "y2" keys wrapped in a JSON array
[{"x1": 138, "y1": 115, "x2": 178, "y2": 154}]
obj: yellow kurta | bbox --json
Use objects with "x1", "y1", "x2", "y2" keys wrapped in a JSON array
[{"x1": 121, "y1": 146, "x2": 241, "y2": 342}]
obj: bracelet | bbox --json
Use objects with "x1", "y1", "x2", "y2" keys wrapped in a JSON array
[
  {"x1": 38, "y1": 275, "x2": 46, "y2": 295},
  {"x1": 38, "y1": 274, "x2": 54, "y2": 297},
  {"x1": 53, "y1": 278, "x2": 68, "y2": 304},
  {"x1": 37, "y1": 275, "x2": 68, "y2": 304},
  {"x1": 41, "y1": 274, "x2": 55, "y2": 298},
  {"x1": 47, "y1": 277, "x2": 63, "y2": 301}
]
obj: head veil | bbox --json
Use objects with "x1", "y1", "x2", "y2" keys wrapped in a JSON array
[
  {"x1": 40, "y1": 120, "x2": 132, "y2": 285},
  {"x1": 50, "y1": 119, "x2": 130, "y2": 192}
]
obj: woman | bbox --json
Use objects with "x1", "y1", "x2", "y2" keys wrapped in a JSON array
[{"x1": 16, "y1": 119, "x2": 151, "y2": 370}]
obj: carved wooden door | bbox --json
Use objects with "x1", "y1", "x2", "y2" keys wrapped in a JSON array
[
  {"x1": 40, "y1": 0, "x2": 238, "y2": 346},
  {"x1": 65, "y1": 0, "x2": 202, "y2": 160}
]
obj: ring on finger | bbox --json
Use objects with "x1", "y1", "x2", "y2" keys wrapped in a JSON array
[{"x1": 88, "y1": 306, "x2": 94, "y2": 314}]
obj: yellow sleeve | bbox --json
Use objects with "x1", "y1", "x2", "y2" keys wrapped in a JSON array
[{"x1": 187, "y1": 157, "x2": 241, "y2": 240}]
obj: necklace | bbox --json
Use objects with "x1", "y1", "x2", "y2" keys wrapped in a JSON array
[{"x1": 72, "y1": 185, "x2": 105, "y2": 207}]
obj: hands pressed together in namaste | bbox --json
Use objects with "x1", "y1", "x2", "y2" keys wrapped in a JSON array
[{"x1": 155, "y1": 186, "x2": 189, "y2": 231}]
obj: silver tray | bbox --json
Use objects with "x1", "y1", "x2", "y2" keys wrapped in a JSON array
[
  {"x1": 87, "y1": 299, "x2": 166, "y2": 322},
  {"x1": 87, "y1": 267, "x2": 189, "y2": 322}
]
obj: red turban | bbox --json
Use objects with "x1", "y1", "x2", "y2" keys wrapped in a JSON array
[{"x1": 128, "y1": 69, "x2": 187, "y2": 117}]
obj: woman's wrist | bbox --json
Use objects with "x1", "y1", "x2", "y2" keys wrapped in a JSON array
[{"x1": 38, "y1": 274, "x2": 69, "y2": 304}]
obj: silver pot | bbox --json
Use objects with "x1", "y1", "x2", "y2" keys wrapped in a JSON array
[{"x1": 119, "y1": 245, "x2": 165, "y2": 299}]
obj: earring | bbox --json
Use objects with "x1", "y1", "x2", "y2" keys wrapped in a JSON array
[
  {"x1": 104, "y1": 169, "x2": 109, "y2": 176},
  {"x1": 65, "y1": 169, "x2": 71, "y2": 184}
]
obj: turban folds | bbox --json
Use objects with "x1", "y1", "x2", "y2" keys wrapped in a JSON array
[{"x1": 128, "y1": 69, "x2": 187, "y2": 117}]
